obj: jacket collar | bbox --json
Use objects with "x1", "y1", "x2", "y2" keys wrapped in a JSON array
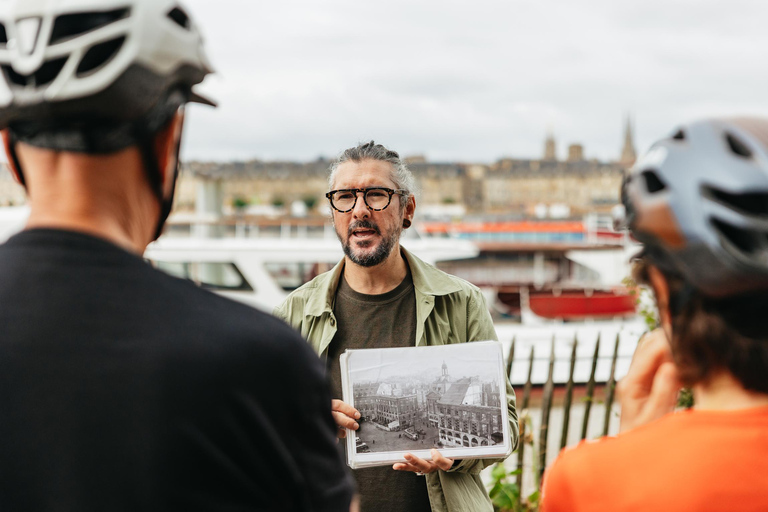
[{"x1": 303, "y1": 245, "x2": 462, "y2": 318}]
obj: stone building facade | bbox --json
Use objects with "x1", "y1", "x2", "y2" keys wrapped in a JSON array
[
  {"x1": 373, "y1": 394, "x2": 418, "y2": 430},
  {"x1": 177, "y1": 157, "x2": 625, "y2": 218},
  {"x1": 436, "y1": 378, "x2": 504, "y2": 447},
  {"x1": 0, "y1": 121, "x2": 636, "y2": 216}
]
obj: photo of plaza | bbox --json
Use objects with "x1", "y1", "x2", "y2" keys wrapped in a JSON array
[{"x1": 341, "y1": 341, "x2": 510, "y2": 467}]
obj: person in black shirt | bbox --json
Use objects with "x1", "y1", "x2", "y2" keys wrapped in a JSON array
[{"x1": 0, "y1": 1, "x2": 355, "y2": 511}]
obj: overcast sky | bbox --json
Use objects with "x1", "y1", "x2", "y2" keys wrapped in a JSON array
[{"x1": 180, "y1": 0, "x2": 768, "y2": 164}]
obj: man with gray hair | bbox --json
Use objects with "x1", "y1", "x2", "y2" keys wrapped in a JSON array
[{"x1": 275, "y1": 141, "x2": 518, "y2": 512}]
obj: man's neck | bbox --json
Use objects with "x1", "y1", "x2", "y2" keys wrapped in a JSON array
[
  {"x1": 26, "y1": 212, "x2": 146, "y2": 254},
  {"x1": 18, "y1": 143, "x2": 159, "y2": 254},
  {"x1": 693, "y1": 371, "x2": 768, "y2": 411},
  {"x1": 342, "y1": 245, "x2": 408, "y2": 295}
]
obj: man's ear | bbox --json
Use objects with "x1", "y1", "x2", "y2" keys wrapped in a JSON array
[
  {"x1": 402, "y1": 195, "x2": 416, "y2": 229},
  {"x1": 648, "y1": 265, "x2": 673, "y2": 335},
  {"x1": 2, "y1": 130, "x2": 24, "y2": 186}
]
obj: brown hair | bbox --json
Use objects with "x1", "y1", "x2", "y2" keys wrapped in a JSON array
[{"x1": 633, "y1": 258, "x2": 768, "y2": 393}]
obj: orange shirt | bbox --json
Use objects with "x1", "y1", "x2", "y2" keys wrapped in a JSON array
[{"x1": 541, "y1": 406, "x2": 768, "y2": 512}]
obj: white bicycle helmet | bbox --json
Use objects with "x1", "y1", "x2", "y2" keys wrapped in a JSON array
[
  {"x1": 0, "y1": 0, "x2": 215, "y2": 239},
  {"x1": 0, "y1": 0, "x2": 213, "y2": 132}
]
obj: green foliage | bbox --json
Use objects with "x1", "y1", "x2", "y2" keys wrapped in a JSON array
[
  {"x1": 677, "y1": 387, "x2": 694, "y2": 409},
  {"x1": 302, "y1": 195, "x2": 318, "y2": 210},
  {"x1": 489, "y1": 464, "x2": 540, "y2": 512},
  {"x1": 442, "y1": 197, "x2": 457, "y2": 204},
  {"x1": 622, "y1": 276, "x2": 658, "y2": 331},
  {"x1": 488, "y1": 413, "x2": 540, "y2": 512},
  {"x1": 272, "y1": 196, "x2": 285, "y2": 208},
  {"x1": 232, "y1": 196, "x2": 250, "y2": 210}
]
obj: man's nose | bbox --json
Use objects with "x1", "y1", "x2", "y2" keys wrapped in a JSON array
[{"x1": 351, "y1": 191, "x2": 371, "y2": 218}]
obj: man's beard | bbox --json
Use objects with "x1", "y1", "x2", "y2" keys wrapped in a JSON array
[{"x1": 338, "y1": 219, "x2": 401, "y2": 267}]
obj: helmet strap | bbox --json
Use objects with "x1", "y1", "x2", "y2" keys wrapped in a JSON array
[{"x1": 131, "y1": 122, "x2": 179, "y2": 242}]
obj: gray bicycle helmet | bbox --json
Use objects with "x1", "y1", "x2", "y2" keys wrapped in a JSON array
[{"x1": 616, "y1": 117, "x2": 768, "y2": 298}]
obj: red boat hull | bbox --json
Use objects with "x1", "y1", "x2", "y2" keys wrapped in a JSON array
[{"x1": 528, "y1": 290, "x2": 636, "y2": 320}]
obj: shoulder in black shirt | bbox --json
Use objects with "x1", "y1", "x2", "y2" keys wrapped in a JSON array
[{"x1": 0, "y1": 229, "x2": 354, "y2": 512}]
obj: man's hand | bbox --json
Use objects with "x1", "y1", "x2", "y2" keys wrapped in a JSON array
[
  {"x1": 617, "y1": 328, "x2": 682, "y2": 433},
  {"x1": 393, "y1": 448, "x2": 453, "y2": 474},
  {"x1": 331, "y1": 399, "x2": 360, "y2": 439}
]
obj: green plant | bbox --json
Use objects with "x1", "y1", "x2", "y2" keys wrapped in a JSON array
[
  {"x1": 302, "y1": 195, "x2": 318, "y2": 210},
  {"x1": 677, "y1": 387, "x2": 694, "y2": 409},
  {"x1": 488, "y1": 413, "x2": 540, "y2": 512},
  {"x1": 622, "y1": 276, "x2": 658, "y2": 331},
  {"x1": 272, "y1": 196, "x2": 285, "y2": 208},
  {"x1": 232, "y1": 196, "x2": 250, "y2": 210}
]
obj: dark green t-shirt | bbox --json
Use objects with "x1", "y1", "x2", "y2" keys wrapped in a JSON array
[{"x1": 326, "y1": 267, "x2": 431, "y2": 511}]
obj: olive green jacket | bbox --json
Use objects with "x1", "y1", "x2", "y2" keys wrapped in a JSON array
[{"x1": 274, "y1": 247, "x2": 519, "y2": 512}]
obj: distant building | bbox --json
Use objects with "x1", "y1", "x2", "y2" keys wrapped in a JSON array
[
  {"x1": 354, "y1": 382, "x2": 380, "y2": 421},
  {"x1": 543, "y1": 131, "x2": 557, "y2": 161},
  {"x1": 372, "y1": 394, "x2": 418, "y2": 431},
  {"x1": 620, "y1": 116, "x2": 637, "y2": 166},
  {"x1": 169, "y1": 117, "x2": 633, "y2": 218},
  {"x1": 436, "y1": 377, "x2": 503, "y2": 448},
  {"x1": 567, "y1": 144, "x2": 584, "y2": 162},
  {"x1": 427, "y1": 391, "x2": 441, "y2": 428}
]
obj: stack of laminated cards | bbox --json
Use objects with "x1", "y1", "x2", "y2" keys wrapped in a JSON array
[{"x1": 339, "y1": 341, "x2": 513, "y2": 469}]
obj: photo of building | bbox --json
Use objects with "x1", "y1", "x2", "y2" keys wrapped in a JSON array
[{"x1": 343, "y1": 342, "x2": 509, "y2": 462}]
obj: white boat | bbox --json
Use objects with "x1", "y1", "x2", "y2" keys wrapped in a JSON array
[
  {"x1": 144, "y1": 232, "x2": 479, "y2": 312},
  {"x1": 0, "y1": 206, "x2": 645, "y2": 385}
]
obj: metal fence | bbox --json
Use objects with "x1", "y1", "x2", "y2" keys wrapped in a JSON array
[{"x1": 494, "y1": 323, "x2": 646, "y2": 505}]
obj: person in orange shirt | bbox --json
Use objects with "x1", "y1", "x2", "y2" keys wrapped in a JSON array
[{"x1": 541, "y1": 118, "x2": 768, "y2": 512}]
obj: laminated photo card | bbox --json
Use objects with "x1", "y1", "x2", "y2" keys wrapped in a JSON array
[{"x1": 339, "y1": 341, "x2": 512, "y2": 469}]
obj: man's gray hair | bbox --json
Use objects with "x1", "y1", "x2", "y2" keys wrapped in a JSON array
[{"x1": 328, "y1": 141, "x2": 417, "y2": 207}]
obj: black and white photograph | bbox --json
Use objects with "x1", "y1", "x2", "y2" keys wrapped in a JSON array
[{"x1": 340, "y1": 341, "x2": 511, "y2": 469}]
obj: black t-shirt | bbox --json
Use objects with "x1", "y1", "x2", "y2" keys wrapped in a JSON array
[
  {"x1": 0, "y1": 229, "x2": 354, "y2": 512},
  {"x1": 327, "y1": 270, "x2": 431, "y2": 512}
]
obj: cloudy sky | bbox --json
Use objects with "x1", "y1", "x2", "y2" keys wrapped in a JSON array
[{"x1": 180, "y1": 0, "x2": 768, "y2": 164}]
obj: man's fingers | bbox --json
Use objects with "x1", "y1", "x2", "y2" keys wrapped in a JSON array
[
  {"x1": 331, "y1": 410, "x2": 359, "y2": 431},
  {"x1": 331, "y1": 399, "x2": 361, "y2": 419},
  {"x1": 392, "y1": 451, "x2": 453, "y2": 474},
  {"x1": 430, "y1": 449, "x2": 454, "y2": 471}
]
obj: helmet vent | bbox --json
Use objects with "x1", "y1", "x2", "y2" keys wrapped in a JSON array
[
  {"x1": 76, "y1": 37, "x2": 126, "y2": 76},
  {"x1": 703, "y1": 186, "x2": 768, "y2": 217},
  {"x1": 711, "y1": 217, "x2": 764, "y2": 255},
  {"x1": 642, "y1": 170, "x2": 667, "y2": 194},
  {"x1": 0, "y1": 23, "x2": 8, "y2": 46},
  {"x1": 2, "y1": 57, "x2": 67, "y2": 87},
  {"x1": 49, "y1": 8, "x2": 130, "y2": 45},
  {"x1": 672, "y1": 129, "x2": 685, "y2": 141},
  {"x1": 167, "y1": 7, "x2": 191, "y2": 30},
  {"x1": 725, "y1": 132, "x2": 753, "y2": 159}
]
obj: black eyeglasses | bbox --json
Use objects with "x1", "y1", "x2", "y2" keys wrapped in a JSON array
[{"x1": 325, "y1": 187, "x2": 408, "y2": 213}]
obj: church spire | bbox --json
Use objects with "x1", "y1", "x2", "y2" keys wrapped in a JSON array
[
  {"x1": 543, "y1": 128, "x2": 557, "y2": 161},
  {"x1": 620, "y1": 115, "x2": 636, "y2": 166}
]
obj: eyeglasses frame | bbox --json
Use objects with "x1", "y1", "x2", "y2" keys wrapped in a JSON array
[{"x1": 325, "y1": 187, "x2": 408, "y2": 213}]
